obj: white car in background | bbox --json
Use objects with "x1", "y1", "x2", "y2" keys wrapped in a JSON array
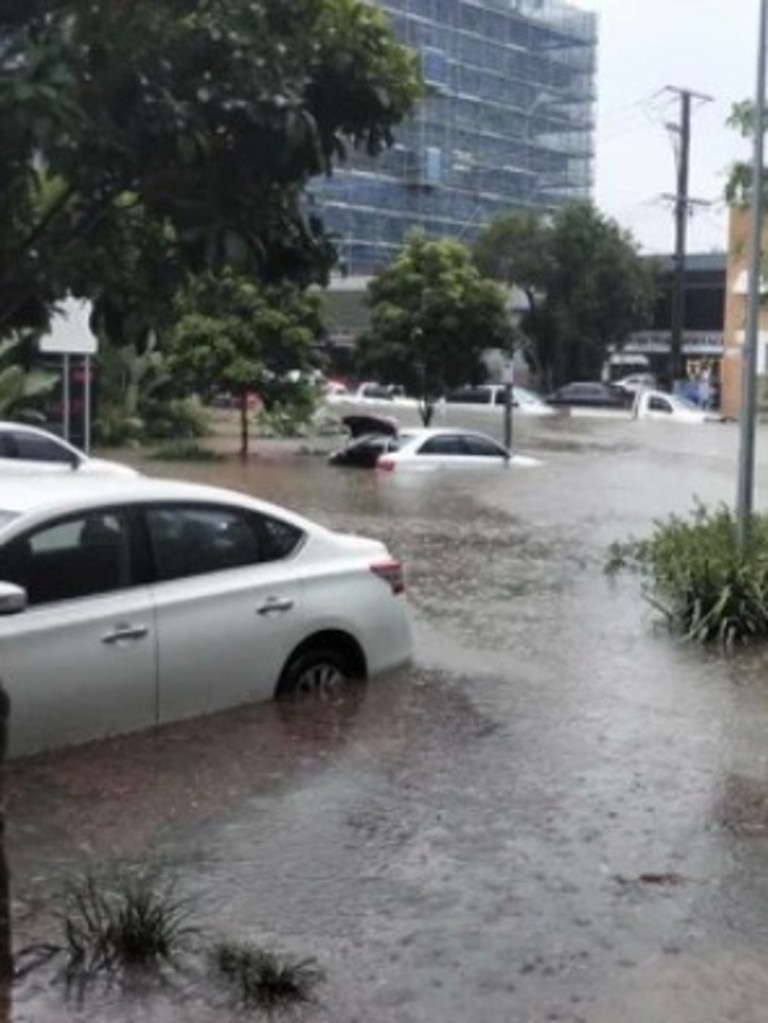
[
  {"x1": 376, "y1": 427, "x2": 540, "y2": 471},
  {"x1": 0, "y1": 421, "x2": 137, "y2": 476},
  {"x1": 0, "y1": 475, "x2": 413, "y2": 757},
  {"x1": 442, "y1": 384, "x2": 556, "y2": 416},
  {"x1": 633, "y1": 389, "x2": 725, "y2": 424}
]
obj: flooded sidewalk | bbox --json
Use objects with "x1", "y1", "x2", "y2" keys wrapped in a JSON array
[{"x1": 6, "y1": 414, "x2": 768, "y2": 1021}]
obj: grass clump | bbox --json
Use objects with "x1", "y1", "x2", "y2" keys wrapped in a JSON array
[
  {"x1": 56, "y1": 871, "x2": 196, "y2": 980},
  {"x1": 213, "y1": 940, "x2": 324, "y2": 1015},
  {"x1": 148, "y1": 439, "x2": 224, "y2": 461},
  {"x1": 607, "y1": 502, "x2": 768, "y2": 647}
]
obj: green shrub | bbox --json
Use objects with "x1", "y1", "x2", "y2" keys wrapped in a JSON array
[
  {"x1": 607, "y1": 503, "x2": 768, "y2": 646},
  {"x1": 142, "y1": 396, "x2": 211, "y2": 441}
]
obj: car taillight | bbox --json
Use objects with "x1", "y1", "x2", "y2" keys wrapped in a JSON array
[
  {"x1": 376, "y1": 456, "x2": 395, "y2": 472},
  {"x1": 370, "y1": 559, "x2": 405, "y2": 595}
]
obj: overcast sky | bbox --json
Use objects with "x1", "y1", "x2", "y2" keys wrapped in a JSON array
[{"x1": 580, "y1": 0, "x2": 759, "y2": 255}]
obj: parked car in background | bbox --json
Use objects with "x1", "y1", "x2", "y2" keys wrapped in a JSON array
[
  {"x1": 0, "y1": 474, "x2": 413, "y2": 757},
  {"x1": 376, "y1": 428, "x2": 540, "y2": 471},
  {"x1": 328, "y1": 414, "x2": 401, "y2": 468},
  {"x1": 546, "y1": 382, "x2": 627, "y2": 408},
  {"x1": 355, "y1": 382, "x2": 405, "y2": 402},
  {"x1": 0, "y1": 422, "x2": 138, "y2": 476},
  {"x1": 633, "y1": 389, "x2": 725, "y2": 423},
  {"x1": 611, "y1": 372, "x2": 658, "y2": 399},
  {"x1": 443, "y1": 384, "x2": 556, "y2": 416}
]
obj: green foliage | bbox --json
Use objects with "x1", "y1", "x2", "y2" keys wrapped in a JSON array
[
  {"x1": 607, "y1": 503, "x2": 768, "y2": 646},
  {"x1": 472, "y1": 210, "x2": 549, "y2": 307},
  {"x1": 357, "y1": 231, "x2": 514, "y2": 423},
  {"x1": 0, "y1": 337, "x2": 58, "y2": 419},
  {"x1": 255, "y1": 386, "x2": 318, "y2": 438},
  {"x1": 473, "y1": 202, "x2": 657, "y2": 387},
  {"x1": 724, "y1": 100, "x2": 768, "y2": 206},
  {"x1": 148, "y1": 440, "x2": 223, "y2": 462},
  {"x1": 56, "y1": 871, "x2": 196, "y2": 980},
  {"x1": 213, "y1": 940, "x2": 324, "y2": 1014},
  {"x1": 92, "y1": 335, "x2": 208, "y2": 445},
  {"x1": 169, "y1": 273, "x2": 322, "y2": 397},
  {"x1": 0, "y1": 0, "x2": 423, "y2": 335},
  {"x1": 169, "y1": 272, "x2": 322, "y2": 454}
]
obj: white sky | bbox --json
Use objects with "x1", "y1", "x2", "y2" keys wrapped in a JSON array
[{"x1": 580, "y1": 0, "x2": 759, "y2": 255}]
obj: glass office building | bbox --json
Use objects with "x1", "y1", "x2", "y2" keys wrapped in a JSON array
[{"x1": 312, "y1": 0, "x2": 598, "y2": 275}]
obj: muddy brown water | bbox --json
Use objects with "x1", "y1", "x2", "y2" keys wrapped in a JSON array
[{"x1": 6, "y1": 409, "x2": 768, "y2": 1021}]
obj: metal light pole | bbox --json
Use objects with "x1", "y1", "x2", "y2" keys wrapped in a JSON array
[{"x1": 736, "y1": 0, "x2": 768, "y2": 549}]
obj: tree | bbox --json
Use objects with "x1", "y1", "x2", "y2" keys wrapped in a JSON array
[
  {"x1": 356, "y1": 232, "x2": 515, "y2": 424},
  {"x1": 0, "y1": 338, "x2": 57, "y2": 419},
  {"x1": 167, "y1": 272, "x2": 323, "y2": 456},
  {"x1": 474, "y1": 203, "x2": 656, "y2": 387},
  {"x1": 724, "y1": 100, "x2": 765, "y2": 205},
  {"x1": 0, "y1": 0, "x2": 424, "y2": 335},
  {"x1": 471, "y1": 209, "x2": 551, "y2": 379}
]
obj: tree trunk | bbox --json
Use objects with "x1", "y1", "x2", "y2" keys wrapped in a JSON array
[
  {"x1": 239, "y1": 390, "x2": 250, "y2": 460},
  {"x1": 418, "y1": 398, "x2": 434, "y2": 426}
]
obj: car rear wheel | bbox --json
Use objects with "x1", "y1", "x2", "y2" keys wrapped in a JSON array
[{"x1": 276, "y1": 646, "x2": 358, "y2": 700}]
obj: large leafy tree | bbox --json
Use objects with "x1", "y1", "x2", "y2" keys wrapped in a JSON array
[
  {"x1": 0, "y1": 0, "x2": 424, "y2": 335},
  {"x1": 168, "y1": 272, "x2": 323, "y2": 456},
  {"x1": 474, "y1": 203, "x2": 656, "y2": 387},
  {"x1": 356, "y1": 232, "x2": 515, "y2": 424}
]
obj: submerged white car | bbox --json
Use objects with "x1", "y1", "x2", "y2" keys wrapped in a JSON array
[
  {"x1": 0, "y1": 421, "x2": 137, "y2": 476},
  {"x1": 0, "y1": 475, "x2": 413, "y2": 757},
  {"x1": 632, "y1": 390, "x2": 725, "y2": 423},
  {"x1": 375, "y1": 427, "x2": 540, "y2": 471}
]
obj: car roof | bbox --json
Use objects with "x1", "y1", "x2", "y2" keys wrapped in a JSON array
[
  {"x1": 0, "y1": 420, "x2": 70, "y2": 438},
  {"x1": 0, "y1": 474, "x2": 320, "y2": 531}
]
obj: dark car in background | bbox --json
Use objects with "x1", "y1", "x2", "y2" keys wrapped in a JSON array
[{"x1": 546, "y1": 381, "x2": 628, "y2": 408}]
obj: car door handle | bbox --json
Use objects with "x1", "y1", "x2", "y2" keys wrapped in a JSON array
[
  {"x1": 257, "y1": 598, "x2": 294, "y2": 616},
  {"x1": 101, "y1": 624, "x2": 149, "y2": 645}
]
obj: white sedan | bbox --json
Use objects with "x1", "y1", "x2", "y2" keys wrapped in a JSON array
[
  {"x1": 376, "y1": 428, "x2": 541, "y2": 471},
  {"x1": 632, "y1": 390, "x2": 725, "y2": 423},
  {"x1": 0, "y1": 475, "x2": 413, "y2": 757},
  {"x1": 0, "y1": 421, "x2": 137, "y2": 476}
]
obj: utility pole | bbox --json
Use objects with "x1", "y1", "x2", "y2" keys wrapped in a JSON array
[
  {"x1": 736, "y1": 0, "x2": 768, "y2": 549},
  {"x1": 662, "y1": 86, "x2": 713, "y2": 386}
]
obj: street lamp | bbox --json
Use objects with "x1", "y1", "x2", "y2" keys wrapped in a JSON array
[{"x1": 736, "y1": 0, "x2": 768, "y2": 548}]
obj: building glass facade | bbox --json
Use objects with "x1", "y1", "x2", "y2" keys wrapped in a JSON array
[{"x1": 312, "y1": 0, "x2": 598, "y2": 275}]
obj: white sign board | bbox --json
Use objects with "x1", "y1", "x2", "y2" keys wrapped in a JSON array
[
  {"x1": 501, "y1": 362, "x2": 515, "y2": 385},
  {"x1": 39, "y1": 297, "x2": 99, "y2": 355}
]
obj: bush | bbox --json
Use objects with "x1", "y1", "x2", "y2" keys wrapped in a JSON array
[
  {"x1": 607, "y1": 503, "x2": 768, "y2": 646},
  {"x1": 142, "y1": 396, "x2": 211, "y2": 441}
]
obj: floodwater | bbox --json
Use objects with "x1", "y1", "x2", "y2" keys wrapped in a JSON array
[{"x1": 7, "y1": 408, "x2": 768, "y2": 1021}]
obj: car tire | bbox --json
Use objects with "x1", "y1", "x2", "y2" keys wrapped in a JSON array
[{"x1": 276, "y1": 645, "x2": 358, "y2": 701}]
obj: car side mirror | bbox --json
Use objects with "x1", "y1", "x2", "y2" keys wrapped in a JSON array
[{"x1": 0, "y1": 582, "x2": 27, "y2": 616}]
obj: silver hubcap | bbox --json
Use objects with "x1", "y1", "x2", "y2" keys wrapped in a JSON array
[{"x1": 294, "y1": 662, "x2": 346, "y2": 697}]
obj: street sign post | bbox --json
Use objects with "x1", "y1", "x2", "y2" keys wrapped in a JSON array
[{"x1": 38, "y1": 298, "x2": 98, "y2": 451}]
